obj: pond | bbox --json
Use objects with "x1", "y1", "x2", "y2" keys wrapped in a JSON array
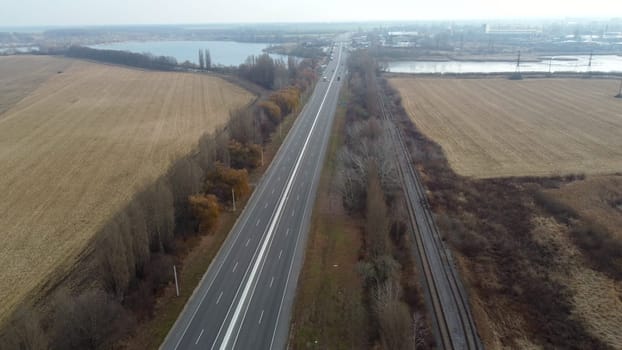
[
  {"x1": 90, "y1": 40, "x2": 288, "y2": 66},
  {"x1": 387, "y1": 55, "x2": 622, "y2": 74}
]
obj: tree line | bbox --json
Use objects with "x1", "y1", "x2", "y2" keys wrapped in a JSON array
[
  {"x1": 64, "y1": 46, "x2": 321, "y2": 95},
  {"x1": 334, "y1": 50, "x2": 431, "y2": 349},
  {"x1": 66, "y1": 46, "x2": 178, "y2": 71},
  {"x1": 0, "y1": 55, "x2": 318, "y2": 350}
]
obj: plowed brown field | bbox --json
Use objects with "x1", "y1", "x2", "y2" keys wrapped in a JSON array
[
  {"x1": 0, "y1": 57, "x2": 254, "y2": 323},
  {"x1": 390, "y1": 77, "x2": 622, "y2": 178}
]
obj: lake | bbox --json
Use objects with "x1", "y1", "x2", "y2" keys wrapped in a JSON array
[
  {"x1": 387, "y1": 55, "x2": 622, "y2": 74},
  {"x1": 90, "y1": 40, "x2": 287, "y2": 66}
]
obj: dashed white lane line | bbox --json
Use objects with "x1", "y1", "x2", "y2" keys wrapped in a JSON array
[
  {"x1": 296, "y1": 194, "x2": 300, "y2": 201},
  {"x1": 291, "y1": 209, "x2": 295, "y2": 217},
  {"x1": 256, "y1": 219, "x2": 261, "y2": 226},
  {"x1": 278, "y1": 250, "x2": 283, "y2": 260},
  {"x1": 264, "y1": 202, "x2": 268, "y2": 209},
  {"x1": 271, "y1": 188, "x2": 275, "y2": 194},
  {"x1": 258, "y1": 310, "x2": 264, "y2": 325},
  {"x1": 269, "y1": 276, "x2": 274, "y2": 288},
  {"x1": 245, "y1": 238, "x2": 250, "y2": 247},
  {"x1": 216, "y1": 291, "x2": 223, "y2": 304},
  {"x1": 232, "y1": 262, "x2": 239, "y2": 273},
  {"x1": 219, "y1": 46, "x2": 342, "y2": 350},
  {"x1": 285, "y1": 228, "x2": 290, "y2": 236},
  {"x1": 195, "y1": 329, "x2": 204, "y2": 344}
]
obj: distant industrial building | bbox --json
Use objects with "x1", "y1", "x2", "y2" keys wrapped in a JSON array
[{"x1": 485, "y1": 24, "x2": 543, "y2": 35}]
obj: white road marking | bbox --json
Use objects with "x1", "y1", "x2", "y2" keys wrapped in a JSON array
[
  {"x1": 196, "y1": 329, "x2": 204, "y2": 345},
  {"x1": 256, "y1": 219, "x2": 261, "y2": 226},
  {"x1": 216, "y1": 291, "x2": 223, "y2": 304},
  {"x1": 271, "y1": 188, "x2": 275, "y2": 194},
  {"x1": 233, "y1": 262, "x2": 239, "y2": 273},
  {"x1": 245, "y1": 238, "x2": 250, "y2": 247},
  {"x1": 258, "y1": 310, "x2": 264, "y2": 325},
  {"x1": 219, "y1": 43, "x2": 342, "y2": 350},
  {"x1": 270, "y1": 276, "x2": 275, "y2": 288},
  {"x1": 285, "y1": 228, "x2": 290, "y2": 236},
  {"x1": 291, "y1": 209, "x2": 295, "y2": 217},
  {"x1": 296, "y1": 194, "x2": 300, "y2": 201},
  {"x1": 278, "y1": 250, "x2": 283, "y2": 260},
  {"x1": 269, "y1": 42, "x2": 345, "y2": 350}
]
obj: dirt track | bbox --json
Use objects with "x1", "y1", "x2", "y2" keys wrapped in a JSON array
[{"x1": 0, "y1": 57, "x2": 254, "y2": 323}]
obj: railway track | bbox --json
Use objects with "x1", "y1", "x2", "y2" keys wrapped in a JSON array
[{"x1": 377, "y1": 90, "x2": 483, "y2": 350}]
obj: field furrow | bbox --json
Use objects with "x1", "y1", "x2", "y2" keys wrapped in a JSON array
[
  {"x1": 390, "y1": 77, "x2": 622, "y2": 178},
  {"x1": 0, "y1": 57, "x2": 254, "y2": 323}
]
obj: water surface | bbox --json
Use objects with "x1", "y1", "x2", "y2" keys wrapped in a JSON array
[
  {"x1": 387, "y1": 55, "x2": 622, "y2": 74},
  {"x1": 90, "y1": 40, "x2": 286, "y2": 66}
]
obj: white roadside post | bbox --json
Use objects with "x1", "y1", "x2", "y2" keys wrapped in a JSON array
[{"x1": 173, "y1": 265, "x2": 180, "y2": 297}]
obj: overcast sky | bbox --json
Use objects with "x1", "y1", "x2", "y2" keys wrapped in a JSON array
[{"x1": 1, "y1": 0, "x2": 619, "y2": 27}]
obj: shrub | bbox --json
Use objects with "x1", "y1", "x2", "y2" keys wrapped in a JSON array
[
  {"x1": 189, "y1": 194, "x2": 221, "y2": 234},
  {"x1": 205, "y1": 163, "x2": 250, "y2": 203},
  {"x1": 228, "y1": 140, "x2": 262, "y2": 170},
  {"x1": 258, "y1": 100, "x2": 281, "y2": 125}
]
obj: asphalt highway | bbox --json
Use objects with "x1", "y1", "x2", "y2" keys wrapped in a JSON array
[{"x1": 161, "y1": 40, "x2": 347, "y2": 350}]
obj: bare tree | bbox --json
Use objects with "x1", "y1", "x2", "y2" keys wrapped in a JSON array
[
  {"x1": 127, "y1": 200, "x2": 150, "y2": 272},
  {"x1": 336, "y1": 119, "x2": 399, "y2": 212},
  {"x1": 198, "y1": 49, "x2": 205, "y2": 70},
  {"x1": 140, "y1": 179, "x2": 175, "y2": 253},
  {"x1": 98, "y1": 219, "x2": 131, "y2": 299},
  {"x1": 0, "y1": 306, "x2": 48, "y2": 350},
  {"x1": 412, "y1": 312, "x2": 427, "y2": 349},
  {"x1": 366, "y1": 160, "x2": 388, "y2": 258},
  {"x1": 168, "y1": 158, "x2": 203, "y2": 218},
  {"x1": 51, "y1": 289, "x2": 134, "y2": 350},
  {"x1": 374, "y1": 280, "x2": 413, "y2": 350},
  {"x1": 205, "y1": 49, "x2": 211, "y2": 70}
]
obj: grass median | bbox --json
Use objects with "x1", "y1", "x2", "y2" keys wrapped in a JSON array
[{"x1": 289, "y1": 89, "x2": 369, "y2": 349}]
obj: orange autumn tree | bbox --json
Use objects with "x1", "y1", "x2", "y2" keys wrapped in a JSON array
[
  {"x1": 204, "y1": 162, "x2": 250, "y2": 204},
  {"x1": 258, "y1": 100, "x2": 282, "y2": 125},
  {"x1": 188, "y1": 194, "x2": 220, "y2": 234}
]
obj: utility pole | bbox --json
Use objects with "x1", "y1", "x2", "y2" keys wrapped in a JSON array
[
  {"x1": 548, "y1": 56, "x2": 553, "y2": 75},
  {"x1": 232, "y1": 188, "x2": 236, "y2": 211},
  {"x1": 616, "y1": 79, "x2": 622, "y2": 98},
  {"x1": 587, "y1": 51, "x2": 593, "y2": 76},
  {"x1": 173, "y1": 265, "x2": 179, "y2": 297},
  {"x1": 515, "y1": 50, "x2": 521, "y2": 73}
]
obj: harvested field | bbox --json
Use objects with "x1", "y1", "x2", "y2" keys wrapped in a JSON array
[
  {"x1": 0, "y1": 56, "x2": 254, "y2": 324},
  {"x1": 390, "y1": 77, "x2": 622, "y2": 178},
  {"x1": 0, "y1": 56, "x2": 71, "y2": 115}
]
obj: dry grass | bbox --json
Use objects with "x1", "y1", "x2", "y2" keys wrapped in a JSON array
[
  {"x1": 390, "y1": 77, "x2": 622, "y2": 178},
  {"x1": 0, "y1": 57, "x2": 254, "y2": 325},
  {"x1": 549, "y1": 175, "x2": 622, "y2": 239},
  {"x1": 542, "y1": 175, "x2": 622, "y2": 348},
  {"x1": 290, "y1": 90, "x2": 369, "y2": 350},
  {"x1": 0, "y1": 56, "x2": 71, "y2": 115}
]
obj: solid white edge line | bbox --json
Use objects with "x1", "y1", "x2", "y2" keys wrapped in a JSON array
[
  {"x1": 219, "y1": 43, "x2": 343, "y2": 350},
  {"x1": 269, "y1": 42, "x2": 344, "y2": 350},
  {"x1": 169, "y1": 69, "x2": 314, "y2": 350}
]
